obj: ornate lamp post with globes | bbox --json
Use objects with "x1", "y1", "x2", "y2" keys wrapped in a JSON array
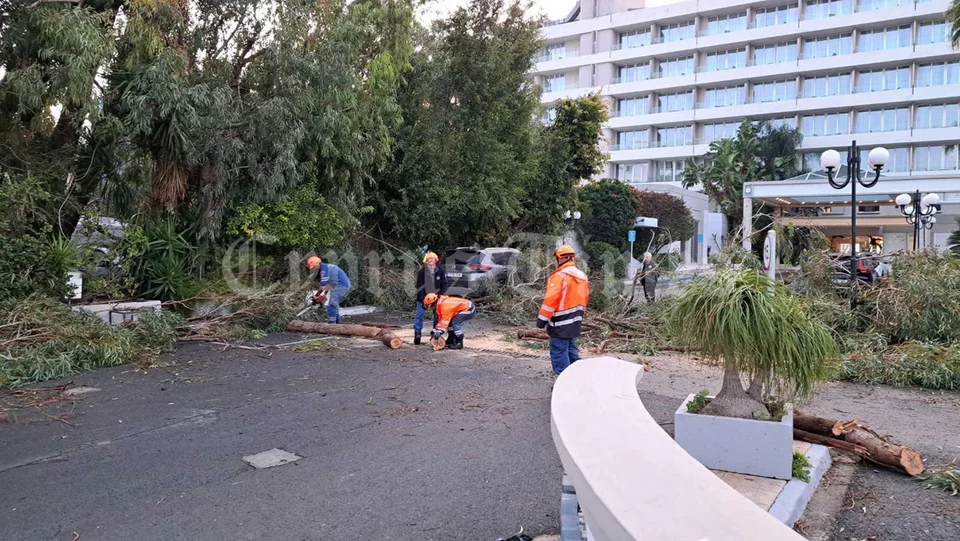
[
  {"x1": 819, "y1": 141, "x2": 889, "y2": 284},
  {"x1": 896, "y1": 191, "x2": 940, "y2": 251}
]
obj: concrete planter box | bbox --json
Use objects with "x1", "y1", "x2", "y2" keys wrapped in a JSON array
[{"x1": 675, "y1": 394, "x2": 794, "y2": 480}]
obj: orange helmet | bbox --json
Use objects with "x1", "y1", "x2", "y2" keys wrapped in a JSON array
[
  {"x1": 306, "y1": 256, "x2": 321, "y2": 270},
  {"x1": 555, "y1": 244, "x2": 575, "y2": 258},
  {"x1": 423, "y1": 251, "x2": 439, "y2": 263},
  {"x1": 423, "y1": 293, "x2": 438, "y2": 306}
]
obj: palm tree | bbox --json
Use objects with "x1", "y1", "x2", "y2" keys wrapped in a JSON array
[
  {"x1": 949, "y1": 0, "x2": 960, "y2": 46},
  {"x1": 948, "y1": 217, "x2": 960, "y2": 257},
  {"x1": 667, "y1": 269, "x2": 838, "y2": 420}
]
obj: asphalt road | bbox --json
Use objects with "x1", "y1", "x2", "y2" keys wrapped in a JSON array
[{"x1": 0, "y1": 335, "x2": 575, "y2": 541}]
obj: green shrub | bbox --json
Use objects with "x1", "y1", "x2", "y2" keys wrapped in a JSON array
[
  {"x1": 584, "y1": 242, "x2": 626, "y2": 279},
  {"x1": 793, "y1": 452, "x2": 811, "y2": 482},
  {"x1": 838, "y1": 340, "x2": 960, "y2": 390}
]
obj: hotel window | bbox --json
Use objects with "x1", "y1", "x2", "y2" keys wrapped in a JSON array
[
  {"x1": 703, "y1": 85, "x2": 746, "y2": 108},
  {"x1": 805, "y1": 0, "x2": 853, "y2": 19},
  {"x1": 916, "y1": 103, "x2": 960, "y2": 129},
  {"x1": 618, "y1": 62, "x2": 651, "y2": 83},
  {"x1": 857, "y1": 25, "x2": 911, "y2": 52},
  {"x1": 617, "y1": 163, "x2": 650, "y2": 183},
  {"x1": 916, "y1": 61, "x2": 960, "y2": 87},
  {"x1": 917, "y1": 21, "x2": 950, "y2": 45},
  {"x1": 753, "y1": 42, "x2": 799, "y2": 65},
  {"x1": 855, "y1": 107, "x2": 909, "y2": 132},
  {"x1": 657, "y1": 90, "x2": 694, "y2": 112},
  {"x1": 544, "y1": 74, "x2": 565, "y2": 92},
  {"x1": 858, "y1": 0, "x2": 902, "y2": 11},
  {"x1": 803, "y1": 34, "x2": 853, "y2": 59},
  {"x1": 801, "y1": 112, "x2": 850, "y2": 136},
  {"x1": 542, "y1": 108, "x2": 557, "y2": 124},
  {"x1": 914, "y1": 145, "x2": 960, "y2": 171},
  {"x1": 617, "y1": 130, "x2": 650, "y2": 150},
  {"x1": 660, "y1": 21, "x2": 695, "y2": 42},
  {"x1": 706, "y1": 12, "x2": 747, "y2": 35},
  {"x1": 858, "y1": 205, "x2": 881, "y2": 214},
  {"x1": 654, "y1": 160, "x2": 686, "y2": 182},
  {"x1": 616, "y1": 97, "x2": 649, "y2": 117},
  {"x1": 619, "y1": 29, "x2": 651, "y2": 49},
  {"x1": 545, "y1": 43, "x2": 566, "y2": 61},
  {"x1": 768, "y1": 116, "x2": 798, "y2": 128},
  {"x1": 754, "y1": 79, "x2": 796, "y2": 103},
  {"x1": 878, "y1": 147, "x2": 909, "y2": 172},
  {"x1": 704, "y1": 48, "x2": 747, "y2": 71},
  {"x1": 857, "y1": 66, "x2": 910, "y2": 92},
  {"x1": 755, "y1": 4, "x2": 799, "y2": 27},
  {"x1": 702, "y1": 122, "x2": 740, "y2": 143},
  {"x1": 656, "y1": 126, "x2": 692, "y2": 147},
  {"x1": 803, "y1": 72, "x2": 852, "y2": 97},
  {"x1": 658, "y1": 55, "x2": 695, "y2": 77}
]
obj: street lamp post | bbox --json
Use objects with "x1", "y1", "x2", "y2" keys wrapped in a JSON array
[
  {"x1": 896, "y1": 191, "x2": 940, "y2": 251},
  {"x1": 820, "y1": 141, "x2": 889, "y2": 284}
]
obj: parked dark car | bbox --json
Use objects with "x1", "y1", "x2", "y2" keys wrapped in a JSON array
[{"x1": 441, "y1": 247, "x2": 520, "y2": 297}]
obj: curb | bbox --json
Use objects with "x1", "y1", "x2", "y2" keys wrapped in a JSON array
[{"x1": 769, "y1": 444, "x2": 833, "y2": 527}]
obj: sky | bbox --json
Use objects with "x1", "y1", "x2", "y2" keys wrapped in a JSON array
[{"x1": 420, "y1": 0, "x2": 576, "y2": 22}]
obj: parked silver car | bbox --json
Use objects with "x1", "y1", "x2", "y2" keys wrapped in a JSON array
[{"x1": 441, "y1": 247, "x2": 520, "y2": 297}]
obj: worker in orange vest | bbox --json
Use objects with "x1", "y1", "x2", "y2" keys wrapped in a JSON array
[
  {"x1": 537, "y1": 245, "x2": 590, "y2": 374},
  {"x1": 423, "y1": 293, "x2": 475, "y2": 350}
]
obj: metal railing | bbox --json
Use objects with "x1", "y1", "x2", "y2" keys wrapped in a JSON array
[{"x1": 536, "y1": 50, "x2": 580, "y2": 63}]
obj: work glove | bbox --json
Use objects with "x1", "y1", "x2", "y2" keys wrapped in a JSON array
[
  {"x1": 431, "y1": 329, "x2": 444, "y2": 340},
  {"x1": 536, "y1": 318, "x2": 547, "y2": 329}
]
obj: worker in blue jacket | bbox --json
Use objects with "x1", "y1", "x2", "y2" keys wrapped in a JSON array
[{"x1": 306, "y1": 256, "x2": 352, "y2": 324}]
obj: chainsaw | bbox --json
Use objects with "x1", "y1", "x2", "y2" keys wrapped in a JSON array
[{"x1": 296, "y1": 289, "x2": 329, "y2": 318}]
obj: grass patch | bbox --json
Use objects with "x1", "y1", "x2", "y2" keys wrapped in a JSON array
[{"x1": 793, "y1": 452, "x2": 811, "y2": 483}]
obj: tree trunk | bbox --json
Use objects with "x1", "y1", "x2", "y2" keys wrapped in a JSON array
[
  {"x1": 286, "y1": 320, "x2": 403, "y2": 349},
  {"x1": 516, "y1": 328, "x2": 550, "y2": 340},
  {"x1": 793, "y1": 412, "x2": 924, "y2": 476},
  {"x1": 701, "y1": 362, "x2": 770, "y2": 420},
  {"x1": 746, "y1": 372, "x2": 766, "y2": 402}
]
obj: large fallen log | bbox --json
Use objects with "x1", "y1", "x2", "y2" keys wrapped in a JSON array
[
  {"x1": 516, "y1": 328, "x2": 550, "y2": 340},
  {"x1": 286, "y1": 320, "x2": 403, "y2": 349},
  {"x1": 794, "y1": 412, "x2": 924, "y2": 476}
]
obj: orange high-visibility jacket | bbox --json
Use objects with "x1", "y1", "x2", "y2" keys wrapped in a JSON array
[
  {"x1": 435, "y1": 295, "x2": 475, "y2": 332},
  {"x1": 536, "y1": 261, "x2": 590, "y2": 339}
]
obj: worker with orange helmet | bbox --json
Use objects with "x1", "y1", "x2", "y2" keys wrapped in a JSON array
[
  {"x1": 537, "y1": 244, "x2": 590, "y2": 374},
  {"x1": 423, "y1": 293, "x2": 475, "y2": 350},
  {"x1": 306, "y1": 255, "x2": 352, "y2": 324},
  {"x1": 414, "y1": 251, "x2": 447, "y2": 345}
]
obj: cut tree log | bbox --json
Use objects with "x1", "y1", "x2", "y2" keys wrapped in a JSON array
[
  {"x1": 516, "y1": 328, "x2": 550, "y2": 340},
  {"x1": 794, "y1": 429, "x2": 869, "y2": 457},
  {"x1": 286, "y1": 320, "x2": 402, "y2": 349},
  {"x1": 793, "y1": 412, "x2": 924, "y2": 476}
]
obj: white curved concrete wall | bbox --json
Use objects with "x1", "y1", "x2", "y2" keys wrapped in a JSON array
[{"x1": 551, "y1": 356, "x2": 806, "y2": 540}]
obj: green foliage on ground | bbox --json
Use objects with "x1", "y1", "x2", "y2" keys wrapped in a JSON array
[
  {"x1": 919, "y1": 466, "x2": 959, "y2": 496},
  {"x1": 838, "y1": 338, "x2": 960, "y2": 390},
  {"x1": 792, "y1": 452, "x2": 811, "y2": 483}
]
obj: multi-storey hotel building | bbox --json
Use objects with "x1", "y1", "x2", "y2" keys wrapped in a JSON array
[{"x1": 532, "y1": 0, "x2": 959, "y2": 264}]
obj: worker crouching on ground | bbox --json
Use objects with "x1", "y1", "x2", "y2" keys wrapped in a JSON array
[
  {"x1": 414, "y1": 252, "x2": 447, "y2": 345},
  {"x1": 537, "y1": 245, "x2": 590, "y2": 375},
  {"x1": 306, "y1": 256, "x2": 352, "y2": 324},
  {"x1": 423, "y1": 293, "x2": 475, "y2": 350}
]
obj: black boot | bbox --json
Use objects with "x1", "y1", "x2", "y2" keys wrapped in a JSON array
[
  {"x1": 414, "y1": 333, "x2": 421, "y2": 345},
  {"x1": 447, "y1": 332, "x2": 463, "y2": 350}
]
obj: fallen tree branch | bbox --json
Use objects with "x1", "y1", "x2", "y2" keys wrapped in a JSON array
[
  {"x1": 794, "y1": 412, "x2": 924, "y2": 476},
  {"x1": 286, "y1": 320, "x2": 402, "y2": 349}
]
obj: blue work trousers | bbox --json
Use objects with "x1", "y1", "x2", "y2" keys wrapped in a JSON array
[{"x1": 549, "y1": 337, "x2": 581, "y2": 375}]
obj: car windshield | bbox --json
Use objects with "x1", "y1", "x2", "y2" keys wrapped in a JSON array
[{"x1": 442, "y1": 250, "x2": 482, "y2": 266}]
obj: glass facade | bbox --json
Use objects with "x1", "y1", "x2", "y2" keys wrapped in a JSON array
[
  {"x1": 544, "y1": 74, "x2": 565, "y2": 92},
  {"x1": 801, "y1": 112, "x2": 850, "y2": 136},
  {"x1": 858, "y1": 0, "x2": 903, "y2": 11},
  {"x1": 660, "y1": 21, "x2": 695, "y2": 43},
  {"x1": 802, "y1": 72, "x2": 852, "y2": 97},
  {"x1": 656, "y1": 126, "x2": 693, "y2": 147},
  {"x1": 856, "y1": 66, "x2": 910, "y2": 92},
  {"x1": 754, "y1": 4, "x2": 799, "y2": 27},
  {"x1": 616, "y1": 97, "x2": 649, "y2": 117},
  {"x1": 658, "y1": 55, "x2": 695, "y2": 77},
  {"x1": 915, "y1": 145, "x2": 960, "y2": 171},
  {"x1": 618, "y1": 62, "x2": 651, "y2": 83},
  {"x1": 752, "y1": 42, "x2": 798, "y2": 66},
  {"x1": 619, "y1": 29, "x2": 652, "y2": 49},
  {"x1": 805, "y1": 0, "x2": 853, "y2": 19},
  {"x1": 857, "y1": 25, "x2": 911, "y2": 53},
  {"x1": 617, "y1": 163, "x2": 649, "y2": 183},
  {"x1": 704, "y1": 48, "x2": 747, "y2": 71},
  {"x1": 706, "y1": 12, "x2": 747, "y2": 35},
  {"x1": 803, "y1": 34, "x2": 853, "y2": 59},
  {"x1": 917, "y1": 21, "x2": 950, "y2": 45},
  {"x1": 916, "y1": 61, "x2": 960, "y2": 87},
  {"x1": 657, "y1": 91, "x2": 694, "y2": 112},
  {"x1": 855, "y1": 107, "x2": 909, "y2": 133},
  {"x1": 702, "y1": 84, "x2": 747, "y2": 108},
  {"x1": 753, "y1": 79, "x2": 796, "y2": 103},
  {"x1": 916, "y1": 103, "x2": 960, "y2": 129},
  {"x1": 617, "y1": 130, "x2": 650, "y2": 150},
  {"x1": 654, "y1": 160, "x2": 686, "y2": 182},
  {"x1": 702, "y1": 122, "x2": 740, "y2": 143}
]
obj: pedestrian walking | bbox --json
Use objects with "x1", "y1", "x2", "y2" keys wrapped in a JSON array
[
  {"x1": 414, "y1": 251, "x2": 447, "y2": 345},
  {"x1": 536, "y1": 245, "x2": 590, "y2": 375},
  {"x1": 639, "y1": 252, "x2": 657, "y2": 303}
]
